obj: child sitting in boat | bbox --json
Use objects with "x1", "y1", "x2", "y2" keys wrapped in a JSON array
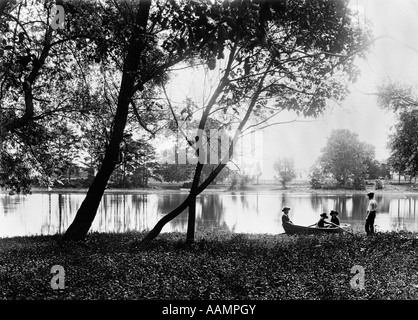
[
  {"x1": 281, "y1": 207, "x2": 294, "y2": 225},
  {"x1": 316, "y1": 213, "x2": 333, "y2": 228},
  {"x1": 330, "y1": 210, "x2": 340, "y2": 226}
]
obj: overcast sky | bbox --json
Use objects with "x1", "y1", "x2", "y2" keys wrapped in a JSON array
[
  {"x1": 260, "y1": 0, "x2": 418, "y2": 177},
  {"x1": 164, "y1": 0, "x2": 418, "y2": 179}
]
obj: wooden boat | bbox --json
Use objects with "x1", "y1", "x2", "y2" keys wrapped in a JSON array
[{"x1": 283, "y1": 223, "x2": 350, "y2": 235}]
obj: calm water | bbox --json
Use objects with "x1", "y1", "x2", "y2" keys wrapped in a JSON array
[{"x1": 1, "y1": 191, "x2": 418, "y2": 237}]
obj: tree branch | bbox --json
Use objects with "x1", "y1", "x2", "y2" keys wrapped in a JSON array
[
  {"x1": 161, "y1": 84, "x2": 195, "y2": 149},
  {"x1": 130, "y1": 99, "x2": 157, "y2": 138}
]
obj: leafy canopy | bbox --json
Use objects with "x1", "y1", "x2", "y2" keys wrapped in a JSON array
[{"x1": 315, "y1": 129, "x2": 375, "y2": 189}]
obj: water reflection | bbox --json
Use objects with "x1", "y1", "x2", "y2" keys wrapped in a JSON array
[{"x1": 1, "y1": 192, "x2": 418, "y2": 237}]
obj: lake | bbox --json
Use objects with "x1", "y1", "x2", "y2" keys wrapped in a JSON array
[{"x1": 1, "y1": 191, "x2": 418, "y2": 238}]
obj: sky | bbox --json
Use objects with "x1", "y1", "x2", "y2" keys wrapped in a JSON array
[
  {"x1": 260, "y1": 0, "x2": 418, "y2": 178},
  {"x1": 163, "y1": 0, "x2": 418, "y2": 180}
]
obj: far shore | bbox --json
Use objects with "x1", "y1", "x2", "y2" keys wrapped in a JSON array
[{"x1": 3, "y1": 180, "x2": 418, "y2": 195}]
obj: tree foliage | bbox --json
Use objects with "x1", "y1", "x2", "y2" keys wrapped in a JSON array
[
  {"x1": 0, "y1": 0, "x2": 371, "y2": 242},
  {"x1": 0, "y1": 2, "x2": 79, "y2": 191},
  {"x1": 312, "y1": 129, "x2": 375, "y2": 189},
  {"x1": 110, "y1": 135, "x2": 159, "y2": 188},
  {"x1": 141, "y1": 0, "x2": 371, "y2": 243},
  {"x1": 157, "y1": 163, "x2": 193, "y2": 183},
  {"x1": 273, "y1": 157, "x2": 296, "y2": 189},
  {"x1": 377, "y1": 82, "x2": 418, "y2": 112},
  {"x1": 365, "y1": 158, "x2": 390, "y2": 180},
  {"x1": 377, "y1": 82, "x2": 418, "y2": 180},
  {"x1": 387, "y1": 110, "x2": 418, "y2": 180}
]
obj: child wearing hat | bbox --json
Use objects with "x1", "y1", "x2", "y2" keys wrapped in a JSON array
[
  {"x1": 316, "y1": 212, "x2": 332, "y2": 228},
  {"x1": 330, "y1": 210, "x2": 340, "y2": 226},
  {"x1": 281, "y1": 207, "x2": 293, "y2": 225}
]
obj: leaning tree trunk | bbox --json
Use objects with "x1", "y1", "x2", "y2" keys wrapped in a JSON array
[
  {"x1": 186, "y1": 162, "x2": 204, "y2": 243},
  {"x1": 63, "y1": 0, "x2": 151, "y2": 241},
  {"x1": 139, "y1": 194, "x2": 194, "y2": 243},
  {"x1": 139, "y1": 57, "x2": 273, "y2": 245},
  {"x1": 63, "y1": 114, "x2": 129, "y2": 240},
  {"x1": 139, "y1": 162, "x2": 227, "y2": 245}
]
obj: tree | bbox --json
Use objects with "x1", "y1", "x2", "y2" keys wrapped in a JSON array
[
  {"x1": 377, "y1": 82, "x2": 418, "y2": 182},
  {"x1": 139, "y1": 0, "x2": 371, "y2": 244},
  {"x1": 0, "y1": 151, "x2": 33, "y2": 194},
  {"x1": 1, "y1": 0, "x2": 229, "y2": 239},
  {"x1": 62, "y1": 0, "x2": 156, "y2": 240},
  {"x1": 110, "y1": 136, "x2": 159, "y2": 188},
  {"x1": 377, "y1": 82, "x2": 418, "y2": 112},
  {"x1": 273, "y1": 157, "x2": 296, "y2": 189},
  {"x1": 253, "y1": 162, "x2": 262, "y2": 185},
  {"x1": 64, "y1": 0, "x2": 277, "y2": 240},
  {"x1": 0, "y1": 0, "x2": 370, "y2": 242},
  {"x1": 227, "y1": 171, "x2": 253, "y2": 191},
  {"x1": 387, "y1": 110, "x2": 418, "y2": 182},
  {"x1": 315, "y1": 129, "x2": 375, "y2": 189},
  {"x1": 39, "y1": 122, "x2": 82, "y2": 187},
  {"x1": 0, "y1": 2, "x2": 81, "y2": 192},
  {"x1": 366, "y1": 158, "x2": 391, "y2": 180},
  {"x1": 0, "y1": 1, "x2": 115, "y2": 192},
  {"x1": 309, "y1": 161, "x2": 326, "y2": 189},
  {"x1": 157, "y1": 163, "x2": 193, "y2": 183}
]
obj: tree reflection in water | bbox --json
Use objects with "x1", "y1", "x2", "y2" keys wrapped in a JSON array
[{"x1": 1, "y1": 192, "x2": 418, "y2": 237}]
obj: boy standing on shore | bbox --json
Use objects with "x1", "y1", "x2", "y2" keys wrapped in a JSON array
[{"x1": 365, "y1": 192, "x2": 378, "y2": 235}]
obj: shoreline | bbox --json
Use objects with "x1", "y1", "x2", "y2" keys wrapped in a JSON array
[{"x1": 3, "y1": 182, "x2": 417, "y2": 195}]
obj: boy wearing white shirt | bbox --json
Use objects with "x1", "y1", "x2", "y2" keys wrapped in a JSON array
[{"x1": 365, "y1": 192, "x2": 378, "y2": 235}]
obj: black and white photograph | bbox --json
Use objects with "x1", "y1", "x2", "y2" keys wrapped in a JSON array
[{"x1": 1, "y1": 0, "x2": 418, "y2": 312}]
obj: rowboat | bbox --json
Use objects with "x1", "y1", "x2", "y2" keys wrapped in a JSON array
[{"x1": 282, "y1": 223, "x2": 351, "y2": 235}]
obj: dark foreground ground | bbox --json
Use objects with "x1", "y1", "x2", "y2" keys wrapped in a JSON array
[{"x1": 1, "y1": 230, "x2": 417, "y2": 300}]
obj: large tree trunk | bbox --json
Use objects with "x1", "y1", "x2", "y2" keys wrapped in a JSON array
[{"x1": 63, "y1": 0, "x2": 151, "y2": 241}]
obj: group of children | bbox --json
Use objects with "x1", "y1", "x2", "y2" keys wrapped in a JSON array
[
  {"x1": 281, "y1": 207, "x2": 340, "y2": 228},
  {"x1": 315, "y1": 210, "x2": 340, "y2": 228},
  {"x1": 281, "y1": 192, "x2": 377, "y2": 234}
]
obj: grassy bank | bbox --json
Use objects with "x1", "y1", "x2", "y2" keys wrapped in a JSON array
[{"x1": 0, "y1": 231, "x2": 417, "y2": 300}]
